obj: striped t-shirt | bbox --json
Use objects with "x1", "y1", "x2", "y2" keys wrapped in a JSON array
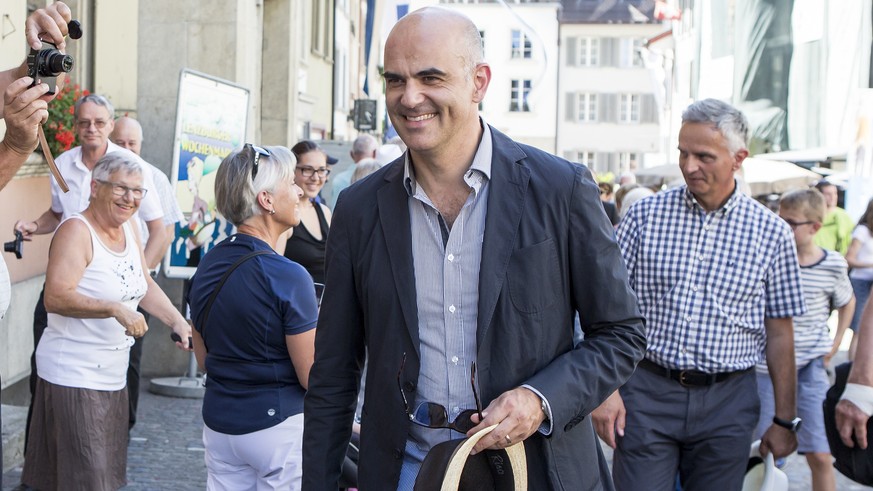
[{"x1": 759, "y1": 248, "x2": 852, "y2": 369}]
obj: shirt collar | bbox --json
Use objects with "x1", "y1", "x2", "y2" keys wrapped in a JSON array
[
  {"x1": 682, "y1": 178, "x2": 743, "y2": 216},
  {"x1": 403, "y1": 117, "x2": 492, "y2": 196}
]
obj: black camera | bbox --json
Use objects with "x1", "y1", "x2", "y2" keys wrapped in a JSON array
[
  {"x1": 26, "y1": 20, "x2": 82, "y2": 95},
  {"x1": 3, "y1": 231, "x2": 23, "y2": 260},
  {"x1": 27, "y1": 41, "x2": 73, "y2": 95}
]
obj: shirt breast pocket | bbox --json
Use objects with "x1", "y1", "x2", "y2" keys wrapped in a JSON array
[
  {"x1": 507, "y1": 238, "x2": 559, "y2": 313},
  {"x1": 710, "y1": 256, "x2": 766, "y2": 319}
]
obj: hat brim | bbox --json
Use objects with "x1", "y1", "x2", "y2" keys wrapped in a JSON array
[{"x1": 435, "y1": 424, "x2": 527, "y2": 491}]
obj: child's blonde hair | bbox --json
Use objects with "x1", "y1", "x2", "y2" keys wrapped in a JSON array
[{"x1": 779, "y1": 188, "x2": 826, "y2": 223}]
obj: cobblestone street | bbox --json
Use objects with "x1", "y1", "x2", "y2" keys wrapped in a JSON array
[{"x1": 3, "y1": 378, "x2": 873, "y2": 490}]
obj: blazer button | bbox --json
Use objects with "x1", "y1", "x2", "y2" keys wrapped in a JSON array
[
  {"x1": 394, "y1": 448, "x2": 403, "y2": 460},
  {"x1": 404, "y1": 381, "x2": 416, "y2": 392},
  {"x1": 564, "y1": 423, "x2": 575, "y2": 432}
]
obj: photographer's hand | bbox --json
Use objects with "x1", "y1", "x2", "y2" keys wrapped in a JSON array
[
  {"x1": 25, "y1": 2, "x2": 72, "y2": 51},
  {"x1": 0, "y1": 77, "x2": 49, "y2": 189}
]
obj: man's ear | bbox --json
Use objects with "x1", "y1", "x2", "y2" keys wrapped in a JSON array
[
  {"x1": 472, "y1": 63, "x2": 491, "y2": 104},
  {"x1": 732, "y1": 148, "x2": 749, "y2": 172},
  {"x1": 812, "y1": 221, "x2": 823, "y2": 233}
]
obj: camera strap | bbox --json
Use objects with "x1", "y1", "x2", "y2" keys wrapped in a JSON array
[{"x1": 37, "y1": 125, "x2": 70, "y2": 193}]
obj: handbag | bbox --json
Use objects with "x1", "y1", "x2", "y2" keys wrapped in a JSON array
[
  {"x1": 414, "y1": 425, "x2": 527, "y2": 491},
  {"x1": 823, "y1": 361, "x2": 873, "y2": 485}
]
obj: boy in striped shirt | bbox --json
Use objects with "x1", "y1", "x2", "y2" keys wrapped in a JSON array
[{"x1": 756, "y1": 188, "x2": 855, "y2": 491}]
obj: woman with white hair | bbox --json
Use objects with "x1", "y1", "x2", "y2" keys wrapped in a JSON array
[
  {"x1": 187, "y1": 144, "x2": 318, "y2": 490},
  {"x1": 21, "y1": 153, "x2": 192, "y2": 491}
]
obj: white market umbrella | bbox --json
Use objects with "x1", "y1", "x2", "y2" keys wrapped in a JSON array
[{"x1": 741, "y1": 157, "x2": 822, "y2": 196}]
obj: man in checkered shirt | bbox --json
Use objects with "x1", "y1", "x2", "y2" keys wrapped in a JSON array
[{"x1": 592, "y1": 99, "x2": 807, "y2": 491}]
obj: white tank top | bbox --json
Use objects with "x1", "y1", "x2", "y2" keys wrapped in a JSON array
[{"x1": 37, "y1": 214, "x2": 148, "y2": 391}]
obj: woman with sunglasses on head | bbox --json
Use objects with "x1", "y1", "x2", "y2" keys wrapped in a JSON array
[
  {"x1": 187, "y1": 144, "x2": 318, "y2": 490},
  {"x1": 281, "y1": 140, "x2": 333, "y2": 285},
  {"x1": 21, "y1": 153, "x2": 192, "y2": 491}
]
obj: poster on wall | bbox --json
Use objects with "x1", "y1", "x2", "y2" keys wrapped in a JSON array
[{"x1": 163, "y1": 70, "x2": 249, "y2": 279}]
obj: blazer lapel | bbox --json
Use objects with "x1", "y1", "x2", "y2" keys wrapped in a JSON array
[
  {"x1": 477, "y1": 128, "x2": 530, "y2": 350},
  {"x1": 377, "y1": 163, "x2": 421, "y2": 357}
]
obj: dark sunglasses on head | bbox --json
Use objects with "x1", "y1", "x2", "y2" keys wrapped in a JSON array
[
  {"x1": 397, "y1": 353, "x2": 483, "y2": 433},
  {"x1": 244, "y1": 143, "x2": 271, "y2": 182}
]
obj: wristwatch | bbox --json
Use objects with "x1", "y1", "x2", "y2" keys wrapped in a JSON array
[
  {"x1": 540, "y1": 398, "x2": 549, "y2": 421},
  {"x1": 772, "y1": 416, "x2": 802, "y2": 432}
]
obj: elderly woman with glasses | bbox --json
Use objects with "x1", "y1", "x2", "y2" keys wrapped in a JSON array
[
  {"x1": 187, "y1": 144, "x2": 318, "y2": 490},
  {"x1": 21, "y1": 153, "x2": 192, "y2": 491},
  {"x1": 281, "y1": 140, "x2": 333, "y2": 285}
]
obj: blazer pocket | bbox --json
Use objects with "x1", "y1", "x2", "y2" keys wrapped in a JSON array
[{"x1": 507, "y1": 238, "x2": 559, "y2": 313}]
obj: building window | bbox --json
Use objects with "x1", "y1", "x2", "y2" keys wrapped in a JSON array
[
  {"x1": 619, "y1": 152, "x2": 638, "y2": 171},
  {"x1": 479, "y1": 30, "x2": 485, "y2": 51},
  {"x1": 579, "y1": 37, "x2": 599, "y2": 66},
  {"x1": 511, "y1": 30, "x2": 532, "y2": 59},
  {"x1": 578, "y1": 93, "x2": 597, "y2": 122},
  {"x1": 577, "y1": 151, "x2": 595, "y2": 167},
  {"x1": 510, "y1": 80, "x2": 531, "y2": 112},
  {"x1": 620, "y1": 38, "x2": 645, "y2": 68},
  {"x1": 619, "y1": 94, "x2": 640, "y2": 123}
]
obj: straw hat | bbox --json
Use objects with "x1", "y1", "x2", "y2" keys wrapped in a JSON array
[
  {"x1": 414, "y1": 424, "x2": 527, "y2": 491},
  {"x1": 742, "y1": 440, "x2": 788, "y2": 491}
]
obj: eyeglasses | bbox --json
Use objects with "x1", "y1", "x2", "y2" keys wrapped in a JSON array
[
  {"x1": 783, "y1": 218, "x2": 814, "y2": 229},
  {"x1": 296, "y1": 166, "x2": 331, "y2": 179},
  {"x1": 397, "y1": 353, "x2": 483, "y2": 434},
  {"x1": 76, "y1": 119, "x2": 108, "y2": 130},
  {"x1": 245, "y1": 143, "x2": 270, "y2": 182},
  {"x1": 96, "y1": 179, "x2": 147, "y2": 200}
]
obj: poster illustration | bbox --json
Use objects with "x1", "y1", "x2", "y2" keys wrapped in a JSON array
[{"x1": 164, "y1": 70, "x2": 250, "y2": 278}]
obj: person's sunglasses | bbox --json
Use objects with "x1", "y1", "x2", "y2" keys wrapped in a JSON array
[
  {"x1": 245, "y1": 143, "x2": 271, "y2": 182},
  {"x1": 397, "y1": 353, "x2": 483, "y2": 433}
]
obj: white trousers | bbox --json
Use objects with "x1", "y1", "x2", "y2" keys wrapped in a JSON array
[{"x1": 203, "y1": 412, "x2": 304, "y2": 491}]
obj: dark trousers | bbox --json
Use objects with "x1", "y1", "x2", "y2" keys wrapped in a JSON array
[
  {"x1": 613, "y1": 365, "x2": 759, "y2": 491},
  {"x1": 26, "y1": 287, "x2": 146, "y2": 449}
]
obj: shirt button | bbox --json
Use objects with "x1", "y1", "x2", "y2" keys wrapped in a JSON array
[
  {"x1": 682, "y1": 348, "x2": 688, "y2": 354},
  {"x1": 685, "y1": 315, "x2": 692, "y2": 322},
  {"x1": 697, "y1": 254, "x2": 704, "y2": 261},
  {"x1": 447, "y1": 254, "x2": 455, "y2": 262},
  {"x1": 449, "y1": 305, "x2": 456, "y2": 313},
  {"x1": 451, "y1": 356, "x2": 459, "y2": 364},
  {"x1": 691, "y1": 285, "x2": 698, "y2": 292},
  {"x1": 452, "y1": 406, "x2": 459, "y2": 413},
  {"x1": 267, "y1": 408, "x2": 276, "y2": 416}
]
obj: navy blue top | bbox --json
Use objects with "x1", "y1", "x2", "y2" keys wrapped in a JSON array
[{"x1": 187, "y1": 233, "x2": 318, "y2": 435}]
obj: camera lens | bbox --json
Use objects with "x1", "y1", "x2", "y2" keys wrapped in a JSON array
[{"x1": 44, "y1": 51, "x2": 74, "y2": 75}]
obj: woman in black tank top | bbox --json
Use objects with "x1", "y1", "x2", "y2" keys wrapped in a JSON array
[{"x1": 283, "y1": 141, "x2": 333, "y2": 283}]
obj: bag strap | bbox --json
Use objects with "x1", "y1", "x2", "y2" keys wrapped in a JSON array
[{"x1": 198, "y1": 249, "x2": 274, "y2": 332}]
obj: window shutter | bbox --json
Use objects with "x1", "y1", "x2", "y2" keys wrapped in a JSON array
[
  {"x1": 563, "y1": 150, "x2": 576, "y2": 161},
  {"x1": 641, "y1": 94, "x2": 657, "y2": 123},
  {"x1": 566, "y1": 37, "x2": 577, "y2": 67},
  {"x1": 566, "y1": 92, "x2": 577, "y2": 122},
  {"x1": 599, "y1": 93, "x2": 617, "y2": 123},
  {"x1": 601, "y1": 38, "x2": 615, "y2": 67}
]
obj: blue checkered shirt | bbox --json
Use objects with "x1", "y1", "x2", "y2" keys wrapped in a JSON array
[{"x1": 616, "y1": 184, "x2": 806, "y2": 373}]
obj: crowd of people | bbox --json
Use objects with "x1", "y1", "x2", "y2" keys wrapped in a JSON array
[{"x1": 2, "y1": 3, "x2": 873, "y2": 491}]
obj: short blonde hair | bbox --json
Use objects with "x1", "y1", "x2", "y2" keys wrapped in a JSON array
[{"x1": 779, "y1": 188, "x2": 826, "y2": 223}]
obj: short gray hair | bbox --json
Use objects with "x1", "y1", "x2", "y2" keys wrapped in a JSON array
[
  {"x1": 351, "y1": 158, "x2": 382, "y2": 184},
  {"x1": 92, "y1": 152, "x2": 142, "y2": 181},
  {"x1": 75, "y1": 93, "x2": 115, "y2": 120},
  {"x1": 214, "y1": 145, "x2": 296, "y2": 227},
  {"x1": 351, "y1": 134, "x2": 378, "y2": 158},
  {"x1": 681, "y1": 99, "x2": 749, "y2": 155}
]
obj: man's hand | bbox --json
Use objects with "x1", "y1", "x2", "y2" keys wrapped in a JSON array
[
  {"x1": 13, "y1": 219, "x2": 39, "y2": 241},
  {"x1": 2, "y1": 78, "x2": 49, "y2": 156},
  {"x1": 25, "y1": 2, "x2": 72, "y2": 51},
  {"x1": 467, "y1": 387, "x2": 545, "y2": 454},
  {"x1": 836, "y1": 399, "x2": 870, "y2": 449},
  {"x1": 760, "y1": 424, "x2": 798, "y2": 458},
  {"x1": 592, "y1": 390, "x2": 626, "y2": 449}
]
